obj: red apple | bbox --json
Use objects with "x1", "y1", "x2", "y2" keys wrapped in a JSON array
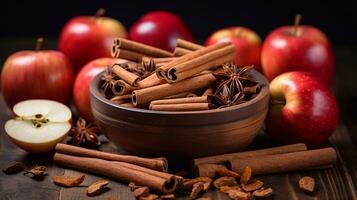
[
  {"x1": 261, "y1": 15, "x2": 334, "y2": 86},
  {"x1": 129, "y1": 11, "x2": 194, "y2": 51},
  {"x1": 267, "y1": 71, "x2": 339, "y2": 146},
  {"x1": 73, "y1": 57, "x2": 128, "y2": 122},
  {"x1": 58, "y1": 8, "x2": 127, "y2": 72},
  {"x1": 1, "y1": 38, "x2": 74, "y2": 108},
  {"x1": 205, "y1": 27, "x2": 262, "y2": 71}
]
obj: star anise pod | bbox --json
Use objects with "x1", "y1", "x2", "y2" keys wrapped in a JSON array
[
  {"x1": 69, "y1": 118, "x2": 101, "y2": 148},
  {"x1": 211, "y1": 64, "x2": 257, "y2": 108},
  {"x1": 134, "y1": 59, "x2": 156, "y2": 78},
  {"x1": 100, "y1": 66, "x2": 119, "y2": 98}
]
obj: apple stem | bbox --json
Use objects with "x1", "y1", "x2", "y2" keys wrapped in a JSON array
[
  {"x1": 270, "y1": 99, "x2": 286, "y2": 106},
  {"x1": 35, "y1": 37, "x2": 44, "y2": 51},
  {"x1": 293, "y1": 14, "x2": 302, "y2": 36},
  {"x1": 95, "y1": 8, "x2": 105, "y2": 18}
]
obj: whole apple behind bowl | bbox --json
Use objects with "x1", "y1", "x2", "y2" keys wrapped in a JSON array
[
  {"x1": 267, "y1": 71, "x2": 339, "y2": 146},
  {"x1": 261, "y1": 15, "x2": 334, "y2": 86},
  {"x1": 58, "y1": 8, "x2": 127, "y2": 72},
  {"x1": 73, "y1": 57, "x2": 129, "y2": 122},
  {"x1": 1, "y1": 38, "x2": 74, "y2": 108},
  {"x1": 129, "y1": 11, "x2": 194, "y2": 51},
  {"x1": 206, "y1": 26, "x2": 262, "y2": 71}
]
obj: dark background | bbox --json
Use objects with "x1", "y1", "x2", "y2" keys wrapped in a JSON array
[
  {"x1": 0, "y1": 0, "x2": 356, "y2": 121},
  {"x1": 0, "y1": 0, "x2": 357, "y2": 45}
]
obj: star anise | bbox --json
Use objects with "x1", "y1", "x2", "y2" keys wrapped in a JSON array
[
  {"x1": 68, "y1": 118, "x2": 101, "y2": 148},
  {"x1": 211, "y1": 64, "x2": 257, "y2": 108},
  {"x1": 100, "y1": 66, "x2": 119, "y2": 98},
  {"x1": 134, "y1": 59, "x2": 156, "y2": 78}
]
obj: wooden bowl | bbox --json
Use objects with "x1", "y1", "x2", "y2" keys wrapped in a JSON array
[{"x1": 90, "y1": 70, "x2": 269, "y2": 158}]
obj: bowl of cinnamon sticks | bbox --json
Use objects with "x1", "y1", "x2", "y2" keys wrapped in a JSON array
[{"x1": 90, "y1": 38, "x2": 269, "y2": 157}]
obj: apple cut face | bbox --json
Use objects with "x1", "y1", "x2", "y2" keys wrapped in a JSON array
[{"x1": 5, "y1": 99, "x2": 72, "y2": 153}]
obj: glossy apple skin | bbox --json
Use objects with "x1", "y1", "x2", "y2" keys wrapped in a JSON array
[
  {"x1": 73, "y1": 58, "x2": 128, "y2": 122},
  {"x1": 206, "y1": 27, "x2": 262, "y2": 71},
  {"x1": 1, "y1": 51, "x2": 74, "y2": 108},
  {"x1": 267, "y1": 71, "x2": 339, "y2": 146},
  {"x1": 129, "y1": 11, "x2": 194, "y2": 51},
  {"x1": 261, "y1": 25, "x2": 334, "y2": 86},
  {"x1": 59, "y1": 16, "x2": 127, "y2": 72}
]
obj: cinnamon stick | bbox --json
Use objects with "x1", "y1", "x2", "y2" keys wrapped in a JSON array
[
  {"x1": 112, "y1": 64, "x2": 140, "y2": 86},
  {"x1": 112, "y1": 38, "x2": 173, "y2": 58},
  {"x1": 150, "y1": 96, "x2": 208, "y2": 105},
  {"x1": 112, "y1": 80, "x2": 136, "y2": 96},
  {"x1": 193, "y1": 143, "x2": 307, "y2": 166},
  {"x1": 55, "y1": 143, "x2": 168, "y2": 172},
  {"x1": 176, "y1": 39, "x2": 203, "y2": 51},
  {"x1": 167, "y1": 52, "x2": 234, "y2": 83},
  {"x1": 111, "y1": 94, "x2": 132, "y2": 104},
  {"x1": 142, "y1": 57, "x2": 176, "y2": 69},
  {"x1": 132, "y1": 73, "x2": 217, "y2": 106},
  {"x1": 195, "y1": 164, "x2": 226, "y2": 178},
  {"x1": 202, "y1": 87, "x2": 215, "y2": 96},
  {"x1": 174, "y1": 47, "x2": 192, "y2": 56},
  {"x1": 120, "y1": 102, "x2": 135, "y2": 108},
  {"x1": 54, "y1": 153, "x2": 177, "y2": 194},
  {"x1": 156, "y1": 42, "x2": 230, "y2": 79},
  {"x1": 111, "y1": 48, "x2": 147, "y2": 62},
  {"x1": 136, "y1": 73, "x2": 166, "y2": 89},
  {"x1": 149, "y1": 103, "x2": 210, "y2": 111},
  {"x1": 229, "y1": 148, "x2": 337, "y2": 175},
  {"x1": 243, "y1": 85, "x2": 261, "y2": 95}
]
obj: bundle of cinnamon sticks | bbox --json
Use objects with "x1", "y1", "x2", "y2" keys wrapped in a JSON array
[
  {"x1": 102, "y1": 38, "x2": 260, "y2": 111},
  {"x1": 53, "y1": 143, "x2": 182, "y2": 194},
  {"x1": 193, "y1": 143, "x2": 337, "y2": 178}
]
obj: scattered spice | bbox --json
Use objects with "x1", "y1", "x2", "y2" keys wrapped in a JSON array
[
  {"x1": 2, "y1": 163, "x2": 24, "y2": 174},
  {"x1": 216, "y1": 167, "x2": 239, "y2": 178},
  {"x1": 253, "y1": 187, "x2": 273, "y2": 198},
  {"x1": 182, "y1": 177, "x2": 213, "y2": 190},
  {"x1": 299, "y1": 176, "x2": 315, "y2": 193},
  {"x1": 69, "y1": 117, "x2": 101, "y2": 147},
  {"x1": 133, "y1": 186, "x2": 150, "y2": 198},
  {"x1": 24, "y1": 165, "x2": 47, "y2": 179},
  {"x1": 87, "y1": 179, "x2": 110, "y2": 196},
  {"x1": 228, "y1": 189, "x2": 250, "y2": 200},
  {"x1": 213, "y1": 177, "x2": 238, "y2": 188},
  {"x1": 241, "y1": 180, "x2": 264, "y2": 192},
  {"x1": 190, "y1": 182, "x2": 204, "y2": 200},
  {"x1": 52, "y1": 174, "x2": 85, "y2": 187},
  {"x1": 129, "y1": 182, "x2": 142, "y2": 191},
  {"x1": 240, "y1": 166, "x2": 252, "y2": 184},
  {"x1": 219, "y1": 185, "x2": 241, "y2": 194}
]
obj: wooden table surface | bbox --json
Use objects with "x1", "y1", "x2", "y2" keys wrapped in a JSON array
[{"x1": 0, "y1": 38, "x2": 357, "y2": 200}]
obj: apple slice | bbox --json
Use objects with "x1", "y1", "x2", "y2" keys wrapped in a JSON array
[{"x1": 5, "y1": 99, "x2": 72, "y2": 153}]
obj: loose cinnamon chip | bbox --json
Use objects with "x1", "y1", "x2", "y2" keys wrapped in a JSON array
[
  {"x1": 139, "y1": 193, "x2": 159, "y2": 200},
  {"x1": 190, "y1": 182, "x2": 204, "y2": 200},
  {"x1": 24, "y1": 165, "x2": 47, "y2": 179},
  {"x1": 213, "y1": 177, "x2": 238, "y2": 188},
  {"x1": 228, "y1": 190, "x2": 250, "y2": 200},
  {"x1": 129, "y1": 182, "x2": 142, "y2": 191},
  {"x1": 253, "y1": 187, "x2": 273, "y2": 198},
  {"x1": 219, "y1": 186, "x2": 241, "y2": 194},
  {"x1": 241, "y1": 180, "x2": 264, "y2": 192},
  {"x1": 133, "y1": 186, "x2": 150, "y2": 198},
  {"x1": 216, "y1": 167, "x2": 239, "y2": 178},
  {"x1": 87, "y1": 179, "x2": 110, "y2": 196},
  {"x1": 299, "y1": 176, "x2": 315, "y2": 193},
  {"x1": 2, "y1": 163, "x2": 24, "y2": 174},
  {"x1": 160, "y1": 194, "x2": 175, "y2": 199},
  {"x1": 52, "y1": 174, "x2": 85, "y2": 187},
  {"x1": 182, "y1": 177, "x2": 213, "y2": 190},
  {"x1": 240, "y1": 166, "x2": 252, "y2": 184}
]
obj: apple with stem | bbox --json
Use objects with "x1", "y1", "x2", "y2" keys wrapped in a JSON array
[
  {"x1": 205, "y1": 27, "x2": 262, "y2": 71},
  {"x1": 58, "y1": 8, "x2": 127, "y2": 72},
  {"x1": 5, "y1": 100, "x2": 72, "y2": 153},
  {"x1": 73, "y1": 57, "x2": 128, "y2": 122},
  {"x1": 129, "y1": 11, "x2": 194, "y2": 51},
  {"x1": 1, "y1": 38, "x2": 74, "y2": 108},
  {"x1": 261, "y1": 14, "x2": 334, "y2": 86},
  {"x1": 267, "y1": 71, "x2": 339, "y2": 146}
]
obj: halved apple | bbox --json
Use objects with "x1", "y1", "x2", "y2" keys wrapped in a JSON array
[{"x1": 5, "y1": 99, "x2": 72, "y2": 153}]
